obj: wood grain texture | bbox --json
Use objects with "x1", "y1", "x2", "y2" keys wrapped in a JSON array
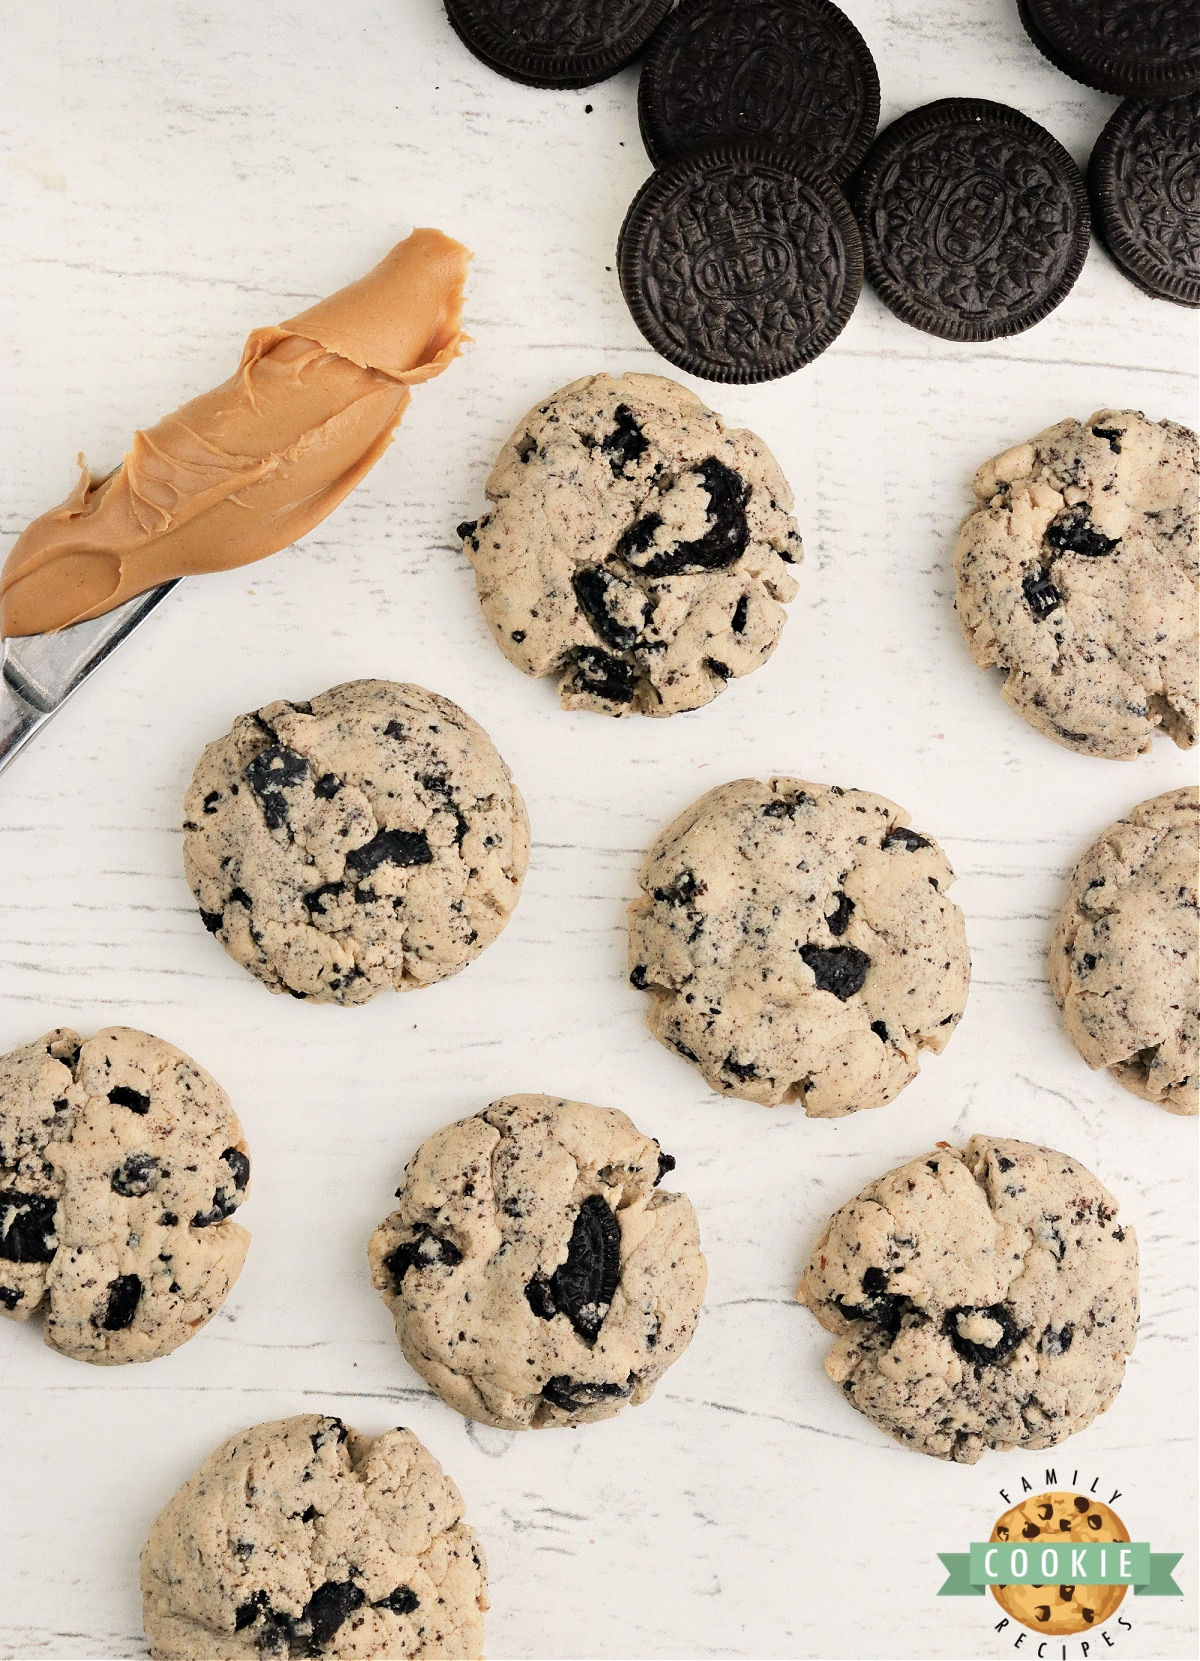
[{"x1": 0, "y1": 2, "x2": 1195, "y2": 1657}]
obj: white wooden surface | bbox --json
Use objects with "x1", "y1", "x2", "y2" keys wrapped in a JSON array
[{"x1": 0, "y1": 3, "x2": 1196, "y2": 1658}]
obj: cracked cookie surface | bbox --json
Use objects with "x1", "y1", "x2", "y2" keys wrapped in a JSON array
[
  {"x1": 1051, "y1": 786, "x2": 1198, "y2": 1114},
  {"x1": 141, "y1": 1414, "x2": 487, "y2": 1659},
  {"x1": 627, "y1": 778, "x2": 970, "y2": 1114},
  {"x1": 954, "y1": 408, "x2": 1198, "y2": 759},
  {"x1": 368, "y1": 1095, "x2": 706, "y2": 1429},
  {"x1": 459, "y1": 373, "x2": 801, "y2": 715},
  {"x1": 183, "y1": 680, "x2": 529, "y2": 1005},
  {"x1": 797, "y1": 1136, "x2": 1139, "y2": 1463},
  {"x1": 0, "y1": 1026, "x2": 248, "y2": 1363}
]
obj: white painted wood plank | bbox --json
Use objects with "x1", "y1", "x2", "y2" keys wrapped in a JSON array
[{"x1": 0, "y1": 3, "x2": 1195, "y2": 1657}]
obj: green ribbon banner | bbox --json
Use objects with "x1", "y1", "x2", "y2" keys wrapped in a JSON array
[{"x1": 937, "y1": 1545, "x2": 1182, "y2": 1597}]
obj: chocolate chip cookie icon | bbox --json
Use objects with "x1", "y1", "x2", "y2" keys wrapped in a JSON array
[{"x1": 990, "y1": 1491, "x2": 1129, "y2": 1635}]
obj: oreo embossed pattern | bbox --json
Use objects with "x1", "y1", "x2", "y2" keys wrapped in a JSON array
[
  {"x1": 854, "y1": 99, "x2": 1090, "y2": 342},
  {"x1": 1089, "y1": 93, "x2": 1200, "y2": 308},
  {"x1": 637, "y1": 0, "x2": 879, "y2": 178},
  {"x1": 1018, "y1": 0, "x2": 1200, "y2": 99},
  {"x1": 443, "y1": 0, "x2": 671, "y2": 87},
  {"x1": 618, "y1": 142, "x2": 863, "y2": 382}
]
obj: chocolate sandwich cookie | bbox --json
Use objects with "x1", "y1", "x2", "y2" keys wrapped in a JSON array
[
  {"x1": 618, "y1": 142, "x2": 862, "y2": 382},
  {"x1": 855, "y1": 99, "x2": 1089, "y2": 342},
  {"x1": 1018, "y1": 0, "x2": 1200, "y2": 99},
  {"x1": 638, "y1": 0, "x2": 879, "y2": 179},
  {"x1": 1089, "y1": 94, "x2": 1200, "y2": 307},
  {"x1": 443, "y1": 0, "x2": 672, "y2": 88}
]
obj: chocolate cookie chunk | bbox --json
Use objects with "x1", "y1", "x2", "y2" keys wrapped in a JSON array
[
  {"x1": 628, "y1": 778, "x2": 970, "y2": 1115},
  {"x1": 183, "y1": 680, "x2": 529, "y2": 1005},
  {"x1": 1018, "y1": 0, "x2": 1200, "y2": 99},
  {"x1": 141, "y1": 1415, "x2": 487, "y2": 1658},
  {"x1": 618, "y1": 142, "x2": 862, "y2": 382},
  {"x1": 1089, "y1": 94, "x2": 1200, "y2": 307},
  {"x1": 798, "y1": 1137, "x2": 1139, "y2": 1463},
  {"x1": 855, "y1": 99, "x2": 1089, "y2": 341},
  {"x1": 443, "y1": 0, "x2": 671, "y2": 88},
  {"x1": 954, "y1": 410, "x2": 1198, "y2": 758},
  {"x1": 1051, "y1": 788, "x2": 1198, "y2": 1115},
  {"x1": 638, "y1": 0, "x2": 879, "y2": 178},
  {"x1": 0, "y1": 1027, "x2": 249, "y2": 1364},
  {"x1": 460, "y1": 373, "x2": 801, "y2": 715},
  {"x1": 369, "y1": 1095, "x2": 706, "y2": 1429}
]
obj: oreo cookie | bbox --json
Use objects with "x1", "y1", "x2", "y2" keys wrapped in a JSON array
[
  {"x1": 854, "y1": 99, "x2": 1089, "y2": 342},
  {"x1": 1088, "y1": 94, "x2": 1200, "y2": 307},
  {"x1": 617, "y1": 142, "x2": 863, "y2": 382},
  {"x1": 1018, "y1": 0, "x2": 1200, "y2": 99},
  {"x1": 443, "y1": 0, "x2": 672, "y2": 88},
  {"x1": 637, "y1": 0, "x2": 879, "y2": 179}
]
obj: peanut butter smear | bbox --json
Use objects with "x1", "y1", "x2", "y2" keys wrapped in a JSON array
[{"x1": 1, "y1": 228, "x2": 471, "y2": 638}]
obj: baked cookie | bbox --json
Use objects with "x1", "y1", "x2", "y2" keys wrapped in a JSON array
[
  {"x1": 0, "y1": 1026, "x2": 249, "y2": 1363},
  {"x1": 368, "y1": 1094, "x2": 706, "y2": 1429},
  {"x1": 458, "y1": 373, "x2": 801, "y2": 715},
  {"x1": 989, "y1": 1491, "x2": 1129, "y2": 1636},
  {"x1": 627, "y1": 778, "x2": 970, "y2": 1114},
  {"x1": 797, "y1": 1136, "x2": 1139, "y2": 1463},
  {"x1": 1050, "y1": 787, "x2": 1199, "y2": 1114},
  {"x1": 954, "y1": 409, "x2": 1199, "y2": 759},
  {"x1": 184, "y1": 680, "x2": 529, "y2": 1005},
  {"x1": 141, "y1": 1413, "x2": 486, "y2": 1659}
]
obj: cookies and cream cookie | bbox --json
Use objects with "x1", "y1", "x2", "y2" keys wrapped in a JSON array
[
  {"x1": 0, "y1": 1026, "x2": 249, "y2": 1364},
  {"x1": 954, "y1": 409, "x2": 1198, "y2": 759},
  {"x1": 627, "y1": 778, "x2": 970, "y2": 1114},
  {"x1": 183, "y1": 680, "x2": 529, "y2": 1005},
  {"x1": 1051, "y1": 786, "x2": 1198, "y2": 1114},
  {"x1": 798, "y1": 1136, "x2": 1139, "y2": 1463},
  {"x1": 368, "y1": 1094, "x2": 706, "y2": 1429},
  {"x1": 140, "y1": 1414, "x2": 486, "y2": 1659},
  {"x1": 458, "y1": 373, "x2": 801, "y2": 715}
]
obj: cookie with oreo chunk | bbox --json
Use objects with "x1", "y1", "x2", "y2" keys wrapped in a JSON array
[
  {"x1": 1051, "y1": 788, "x2": 1198, "y2": 1114},
  {"x1": 954, "y1": 410, "x2": 1198, "y2": 758},
  {"x1": 459, "y1": 373, "x2": 801, "y2": 715},
  {"x1": 0, "y1": 1026, "x2": 249, "y2": 1364},
  {"x1": 628, "y1": 778, "x2": 970, "y2": 1114},
  {"x1": 183, "y1": 680, "x2": 529, "y2": 1003},
  {"x1": 798, "y1": 1137, "x2": 1139, "y2": 1462},
  {"x1": 141, "y1": 1414, "x2": 487, "y2": 1658},
  {"x1": 368, "y1": 1095, "x2": 705, "y2": 1429}
]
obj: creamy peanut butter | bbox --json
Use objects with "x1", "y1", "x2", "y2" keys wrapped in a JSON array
[{"x1": 1, "y1": 228, "x2": 470, "y2": 637}]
